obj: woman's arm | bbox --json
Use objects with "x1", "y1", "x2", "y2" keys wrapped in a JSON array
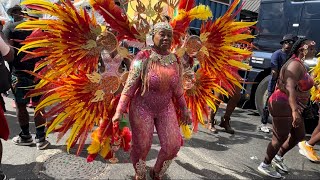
[
  {"x1": 114, "y1": 51, "x2": 145, "y2": 115},
  {"x1": 285, "y1": 61, "x2": 304, "y2": 126},
  {"x1": 0, "y1": 35, "x2": 13, "y2": 62},
  {"x1": 174, "y1": 63, "x2": 191, "y2": 124}
]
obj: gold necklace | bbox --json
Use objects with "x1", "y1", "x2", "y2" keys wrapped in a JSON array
[{"x1": 149, "y1": 50, "x2": 177, "y2": 66}]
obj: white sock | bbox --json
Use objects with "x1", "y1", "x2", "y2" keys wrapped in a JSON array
[
  {"x1": 275, "y1": 154, "x2": 282, "y2": 161},
  {"x1": 306, "y1": 142, "x2": 313, "y2": 147},
  {"x1": 261, "y1": 162, "x2": 270, "y2": 167}
]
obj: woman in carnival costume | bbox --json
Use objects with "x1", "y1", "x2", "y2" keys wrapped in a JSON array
[
  {"x1": 112, "y1": 21, "x2": 191, "y2": 179},
  {"x1": 258, "y1": 38, "x2": 317, "y2": 178},
  {"x1": 15, "y1": 0, "x2": 255, "y2": 179}
]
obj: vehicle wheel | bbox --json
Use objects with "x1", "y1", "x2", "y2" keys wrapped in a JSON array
[{"x1": 255, "y1": 75, "x2": 272, "y2": 123}]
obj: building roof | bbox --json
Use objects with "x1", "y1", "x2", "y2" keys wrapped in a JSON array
[{"x1": 242, "y1": 0, "x2": 261, "y2": 13}]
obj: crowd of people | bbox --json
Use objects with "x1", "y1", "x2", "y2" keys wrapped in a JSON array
[{"x1": 0, "y1": 2, "x2": 319, "y2": 180}]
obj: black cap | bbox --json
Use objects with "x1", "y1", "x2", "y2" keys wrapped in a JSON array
[
  {"x1": 280, "y1": 34, "x2": 298, "y2": 44},
  {"x1": 7, "y1": 5, "x2": 22, "y2": 16}
]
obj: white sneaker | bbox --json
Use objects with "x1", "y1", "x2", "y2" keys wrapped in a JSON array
[
  {"x1": 258, "y1": 162, "x2": 281, "y2": 178},
  {"x1": 35, "y1": 137, "x2": 50, "y2": 150},
  {"x1": 12, "y1": 133, "x2": 33, "y2": 146},
  {"x1": 272, "y1": 156, "x2": 288, "y2": 172},
  {"x1": 259, "y1": 124, "x2": 270, "y2": 133}
]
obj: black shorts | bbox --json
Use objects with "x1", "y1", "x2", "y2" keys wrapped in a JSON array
[{"x1": 14, "y1": 76, "x2": 41, "y2": 104}]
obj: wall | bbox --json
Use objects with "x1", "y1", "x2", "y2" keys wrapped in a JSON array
[{"x1": 189, "y1": 0, "x2": 242, "y2": 33}]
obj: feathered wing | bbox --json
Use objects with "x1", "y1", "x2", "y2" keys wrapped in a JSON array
[
  {"x1": 89, "y1": 0, "x2": 141, "y2": 41},
  {"x1": 170, "y1": 0, "x2": 212, "y2": 46},
  {"x1": 311, "y1": 55, "x2": 320, "y2": 102},
  {"x1": 198, "y1": 0, "x2": 255, "y2": 94},
  {"x1": 17, "y1": 0, "x2": 102, "y2": 77},
  {"x1": 183, "y1": 69, "x2": 228, "y2": 131},
  {"x1": 27, "y1": 71, "x2": 116, "y2": 154},
  {"x1": 16, "y1": 0, "x2": 123, "y2": 154},
  {"x1": 184, "y1": 0, "x2": 256, "y2": 130}
]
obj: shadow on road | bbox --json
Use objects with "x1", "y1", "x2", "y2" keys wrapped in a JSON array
[
  {"x1": 2, "y1": 162, "x2": 39, "y2": 179},
  {"x1": 175, "y1": 159, "x2": 263, "y2": 179}
]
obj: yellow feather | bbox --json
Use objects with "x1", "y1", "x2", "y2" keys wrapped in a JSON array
[
  {"x1": 67, "y1": 110, "x2": 89, "y2": 152},
  {"x1": 87, "y1": 140, "x2": 101, "y2": 154},
  {"x1": 99, "y1": 139, "x2": 111, "y2": 157},
  {"x1": 230, "y1": 21, "x2": 257, "y2": 30},
  {"x1": 224, "y1": 34, "x2": 255, "y2": 43},
  {"x1": 228, "y1": 60, "x2": 251, "y2": 70},
  {"x1": 35, "y1": 93, "x2": 61, "y2": 112},
  {"x1": 46, "y1": 112, "x2": 69, "y2": 135},
  {"x1": 181, "y1": 125, "x2": 192, "y2": 139},
  {"x1": 188, "y1": 5, "x2": 213, "y2": 21},
  {"x1": 174, "y1": 10, "x2": 188, "y2": 21}
]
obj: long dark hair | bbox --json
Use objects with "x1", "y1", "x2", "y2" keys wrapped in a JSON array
[{"x1": 286, "y1": 38, "x2": 308, "y2": 61}]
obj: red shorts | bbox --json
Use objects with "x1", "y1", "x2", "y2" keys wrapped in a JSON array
[{"x1": 0, "y1": 106, "x2": 9, "y2": 140}]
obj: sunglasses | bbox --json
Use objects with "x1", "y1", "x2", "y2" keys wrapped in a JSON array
[{"x1": 283, "y1": 40, "x2": 294, "y2": 44}]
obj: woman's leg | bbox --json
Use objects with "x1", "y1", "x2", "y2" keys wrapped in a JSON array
[
  {"x1": 308, "y1": 120, "x2": 320, "y2": 146},
  {"x1": 264, "y1": 117, "x2": 292, "y2": 164},
  {"x1": 129, "y1": 103, "x2": 155, "y2": 180},
  {"x1": 153, "y1": 104, "x2": 181, "y2": 179},
  {"x1": 219, "y1": 86, "x2": 241, "y2": 134},
  {"x1": 208, "y1": 91, "x2": 223, "y2": 132},
  {"x1": 278, "y1": 121, "x2": 305, "y2": 157},
  {"x1": 258, "y1": 96, "x2": 292, "y2": 178},
  {"x1": 298, "y1": 120, "x2": 320, "y2": 162}
]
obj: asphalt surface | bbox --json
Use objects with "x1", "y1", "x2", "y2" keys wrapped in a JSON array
[{"x1": 1, "y1": 93, "x2": 320, "y2": 179}]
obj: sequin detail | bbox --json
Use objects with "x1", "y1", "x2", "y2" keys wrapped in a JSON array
[
  {"x1": 158, "y1": 160, "x2": 173, "y2": 178},
  {"x1": 101, "y1": 50, "x2": 124, "y2": 77},
  {"x1": 122, "y1": 60, "x2": 143, "y2": 95},
  {"x1": 135, "y1": 159, "x2": 146, "y2": 179},
  {"x1": 149, "y1": 51, "x2": 177, "y2": 67}
]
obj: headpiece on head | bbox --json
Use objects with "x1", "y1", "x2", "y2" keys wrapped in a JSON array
[
  {"x1": 152, "y1": 22, "x2": 172, "y2": 35},
  {"x1": 280, "y1": 34, "x2": 298, "y2": 45}
]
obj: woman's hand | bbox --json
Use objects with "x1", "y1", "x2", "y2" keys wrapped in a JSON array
[
  {"x1": 112, "y1": 112, "x2": 122, "y2": 123},
  {"x1": 292, "y1": 111, "x2": 302, "y2": 128},
  {"x1": 181, "y1": 108, "x2": 192, "y2": 125}
]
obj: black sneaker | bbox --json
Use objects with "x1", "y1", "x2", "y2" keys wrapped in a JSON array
[
  {"x1": 12, "y1": 133, "x2": 33, "y2": 146},
  {"x1": 35, "y1": 137, "x2": 50, "y2": 150}
]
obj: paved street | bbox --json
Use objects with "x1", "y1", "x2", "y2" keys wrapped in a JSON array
[{"x1": 1, "y1": 93, "x2": 320, "y2": 179}]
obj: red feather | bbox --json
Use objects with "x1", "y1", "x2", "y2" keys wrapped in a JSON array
[
  {"x1": 90, "y1": 0, "x2": 139, "y2": 41},
  {"x1": 178, "y1": 0, "x2": 195, "y2": 11}
]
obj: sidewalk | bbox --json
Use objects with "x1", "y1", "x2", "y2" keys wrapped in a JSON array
[{"x1": 2, "y1": 94, "x2": 320, "y2": 179}]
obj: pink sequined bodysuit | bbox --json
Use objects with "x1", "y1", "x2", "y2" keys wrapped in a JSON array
[
  {"x1": 115, "y1": 49, "x2": 187, "y2": 177},
  {"x1": 100, "y1": 50, "x2": 124, "y2": 78}
]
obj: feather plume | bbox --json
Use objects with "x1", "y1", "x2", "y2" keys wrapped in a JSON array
[{"x1": 89, "y1": 0, "x2": 140, "y2": 41}]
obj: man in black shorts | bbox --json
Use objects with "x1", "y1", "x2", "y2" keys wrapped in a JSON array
[{"x1": 3, "y1": 5, "x2": 50, "y2": 150}]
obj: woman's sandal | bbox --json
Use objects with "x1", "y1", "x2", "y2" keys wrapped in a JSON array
[
  {"x1": 219, "y1": 117, "x2": 235, "y2": 134},
  {"x1": 207, "y1": 120, "x2": 218, "y2": 134}
]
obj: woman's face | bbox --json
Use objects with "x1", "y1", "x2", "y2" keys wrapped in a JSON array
[
  {"x1": 304, "y1": 41, "x2": 317, "y2": 59},
  {"x1": 153, "y1": 29, "x2": 172, "y2": 50}
]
